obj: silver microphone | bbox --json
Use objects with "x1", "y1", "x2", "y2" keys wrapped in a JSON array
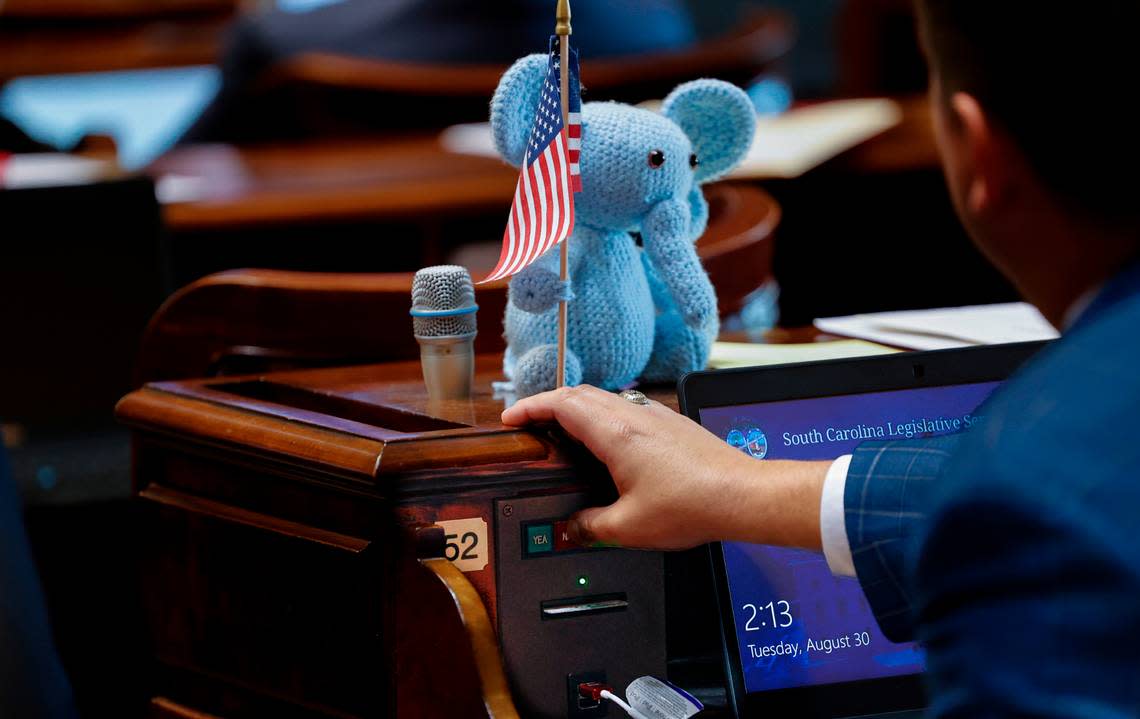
[{"x1": 411, "y1": 265, "x2": 478, "y2": 400}]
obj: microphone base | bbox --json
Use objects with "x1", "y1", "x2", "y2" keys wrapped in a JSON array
[{"x1": 417, "y1": 335, "x2": 476, "y2": 401}]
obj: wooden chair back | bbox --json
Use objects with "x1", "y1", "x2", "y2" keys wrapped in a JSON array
[
  {"x1": 281, "y1": 11, "x2": 792, "y2": 97},
  {"x1": 135, "y1": 183, "x2": 778, "y2": 383},
  {"x1": 238, "y1": 11, "x2": 794, "y2": 138},
  {"x1": 134, "y1": 271, "x2": 510, "y2": 384}
]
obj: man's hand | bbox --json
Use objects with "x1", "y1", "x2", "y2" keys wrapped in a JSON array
[{"x1": 501, "y1": 385, "x2": 828, "y2": 551}]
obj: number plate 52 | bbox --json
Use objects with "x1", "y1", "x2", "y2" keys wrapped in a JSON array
[{"x1": 435, "y1": 518, "x2": 489, "y2": 572}]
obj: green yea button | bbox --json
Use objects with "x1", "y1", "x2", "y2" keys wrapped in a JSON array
[{"x1": 526, "y1": 524, "x2": 554, "y2": 555}]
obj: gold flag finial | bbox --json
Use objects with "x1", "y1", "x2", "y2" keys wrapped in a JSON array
[{"x1": 555, "y1": 0, "x2": 571, "y2": 35}]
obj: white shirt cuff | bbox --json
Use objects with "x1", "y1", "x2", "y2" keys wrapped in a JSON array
[{"x1": 820, "y1": 454, "x2": 856, "y2": 577}]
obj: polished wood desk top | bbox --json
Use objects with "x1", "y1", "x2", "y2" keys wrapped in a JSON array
[
  {"x1": 151, "y1": 137, "x2": 518, "y2": 231},
  {"x1": 0, "y1": 0, "x2": 234, "y2": 81},
  {"x1": 150, "y1": 95, "x2": 935, "y2": 232},
  {"x1": 122, "y1": 356, "x2": 540, "y2": 482},
  {"x1": 119, "y1": 324, "x2": 832, "y2": 486},
  {"x1": 118, "y1": 354, "x2": 685, "y2": 490}
]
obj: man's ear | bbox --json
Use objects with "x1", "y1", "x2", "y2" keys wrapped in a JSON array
[
  {"x1": 951, "y1": 92, "x2": 1011, "y2": 217},
  {"x1": 662, "y1": 80, "x2": 755, "y2": 183},
  {"x1": 490, "y1": 54, "x2": 548, "y2": 168}
]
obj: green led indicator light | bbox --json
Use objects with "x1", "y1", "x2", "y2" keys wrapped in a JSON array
[{"x1": 576, "y1": 574, "x2": 590, "y2": 588}]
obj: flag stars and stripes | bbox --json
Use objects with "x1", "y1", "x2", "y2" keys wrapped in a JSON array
[{"x1": 481, "y1": 37, "x2": 582, "y2": 283}]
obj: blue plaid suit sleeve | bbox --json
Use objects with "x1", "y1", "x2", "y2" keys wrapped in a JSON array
[{"x1": 844, "y1": 433, "x2": 962, "y2": 642}]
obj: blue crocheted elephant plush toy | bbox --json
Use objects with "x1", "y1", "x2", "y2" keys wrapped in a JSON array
[{"x1": 493, "y1": 54, "x2": 756, "y2": 397}]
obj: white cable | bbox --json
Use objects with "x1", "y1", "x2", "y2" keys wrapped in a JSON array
[{"x1": 600, "y1": 690, "x2": 652, "y2": 719}]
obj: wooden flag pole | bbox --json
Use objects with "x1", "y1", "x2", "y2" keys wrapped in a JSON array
[{"x1": 555, "y1": 0, "x2": 572, "y2": 389}]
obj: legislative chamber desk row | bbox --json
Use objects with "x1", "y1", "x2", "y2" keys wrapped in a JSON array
[{"x1": 121, "y1": 341, "x2": 857, "y2": 718}]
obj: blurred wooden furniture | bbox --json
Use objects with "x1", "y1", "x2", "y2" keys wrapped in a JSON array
[
  {"x1": 700, "y1": 183, "x2": 780, "y2": 316},
  {"x1": 836, "y1": 0, "x2": 926, "y2": 97},
  {"x1": 134, "y1": 272, "x2": 511, "y2": 384},
  {"x1": 279, "y1": 12, "x2": 792, "y2": 102},
  {"x1": 0, "y1": 0, "x2": 237, "y2": 81},
  {"x1": 135, "y1": 183, "x2": 778, "y2": 383},
  {"x1": 152, "y1": 142, "x2": 778, "y2": 240},
  {"x1": 152, "y1": 137, "x2": 518, "y2": 233},
  {"x1": 0, "y1": 0, "x2": 234, "y2": 17},
  {"x1": 766, "y1": 95, "x2": 1017, "y2": 326},
  {"x1": 209, "y1": 11, "x2": 794, "y2": 140},
  {"x1": 151, "y1": 135, "x2": 518, "y2": 285},
  {"x1": 117, "y1": 357, "x2": 669, "y2": 717},
  {"x1": 152, "y1": 127, "x2": 780, "y2": 279}
]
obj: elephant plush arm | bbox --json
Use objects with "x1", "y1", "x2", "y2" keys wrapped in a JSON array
[
  {"x1": 509, "y1": 265, "x2": 573, "y2": 314},
  {"x1": 641, "y1": 198, "x2": 717, "y2": 331},
  {"x1": 507, "y1": 225, "x2": 598, "y2": 314}
]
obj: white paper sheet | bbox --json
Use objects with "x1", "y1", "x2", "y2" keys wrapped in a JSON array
[
  {"x1": 709, "y1": 339, "x2": 898, "y2": 369},
  {"x1": 732, "y1": 98, "x2": 902, "y2": 179},
  {"x1": 0, "y1": 153, "x2": 114, "y2": 189},
  {"x1": 814, "y1": 302, "x2": 1060, "y2": 351},
  {"x1": 438, "y1": 98, "x2": 902, "y2": 180}
]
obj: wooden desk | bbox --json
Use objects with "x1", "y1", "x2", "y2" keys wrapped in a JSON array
[
  {"x1": 152, "y1": 138, "x2": 518, "y2": 232},
  {"x1": 0, "y1": 1, "x2": 235, "y2": 81},
  {"x1": 118, "y1": 319, "x2": 865, "y2": 717},
  {"x1": 149, "y1": 137, "x2": 520, "y2": 285},
  {"x1": 119, "y1": 356, "x2": 674, "y2": 718},
  {"x1": 151, "y1": 96, "x2": 934, "y2": 235},
  {"x1": 151, "y1": 152, "x2": 778, "y2": 302}
]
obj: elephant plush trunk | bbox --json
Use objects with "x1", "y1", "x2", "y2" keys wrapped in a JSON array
[{"x1": 641, "y1": 197, "x2": 718, "y2": 335}]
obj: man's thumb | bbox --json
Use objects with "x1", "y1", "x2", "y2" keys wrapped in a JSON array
[{"x1": 567, "y1": 504, "x2": 622, "y2": 548}]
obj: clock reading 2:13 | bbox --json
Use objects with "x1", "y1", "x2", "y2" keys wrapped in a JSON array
[{"x1": 742, "y1": 600, "x2": 793, "y2": 630}]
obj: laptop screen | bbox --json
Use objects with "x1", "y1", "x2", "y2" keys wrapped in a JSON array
[{"x1": 698, "y1": 380, "x2": 1001, "y2": 695}]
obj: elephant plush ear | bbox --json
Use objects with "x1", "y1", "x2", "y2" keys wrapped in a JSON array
[
  {"x1": 662, "y1": 79, "x2": 756, "y2": 183},
  {"x1": 490, "y1": 54, "x2": 548, "y2": 168}
]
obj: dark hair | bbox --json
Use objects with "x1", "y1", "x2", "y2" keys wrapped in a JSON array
[{"x1": 915, "y1": 0, "x2": 1139, "y2": 224}]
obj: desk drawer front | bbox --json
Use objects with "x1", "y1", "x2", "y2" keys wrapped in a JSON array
[{"x1": 138, "y1": 486, "x2": 389, "y2": 718}]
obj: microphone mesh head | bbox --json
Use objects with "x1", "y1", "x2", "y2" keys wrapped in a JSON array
[{"x1": 411, "y1": 265, "x2": 478, "y2": 338}]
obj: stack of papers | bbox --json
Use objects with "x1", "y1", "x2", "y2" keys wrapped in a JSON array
[
  {"x1": 814, "y1": 302, "x2": 1059, "y2": 351},
  {"x1": 709, "y1": 339, "x2": 898, "y2": 369}
]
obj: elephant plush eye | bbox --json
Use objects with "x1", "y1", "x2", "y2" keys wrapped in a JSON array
[
  {"x1": 647, "y1": 149, "x2": 666, "y2": 168},
  {"x1": 689, "y1": 154, "x2": 699, "y2": 169}
]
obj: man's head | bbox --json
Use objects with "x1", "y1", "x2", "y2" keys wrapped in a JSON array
[{"x1": 915, "y1": 1, "x2": 1139, "y2": 323}]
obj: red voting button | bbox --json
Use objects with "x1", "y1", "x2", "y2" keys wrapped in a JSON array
[{"x1": 554, "y1": 520, "x2": 578, "y2": 551}]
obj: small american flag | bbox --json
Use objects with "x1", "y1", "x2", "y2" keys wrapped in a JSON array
[{"x1": 482, "y1": 37, "x2": 581, "y2": 283}]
